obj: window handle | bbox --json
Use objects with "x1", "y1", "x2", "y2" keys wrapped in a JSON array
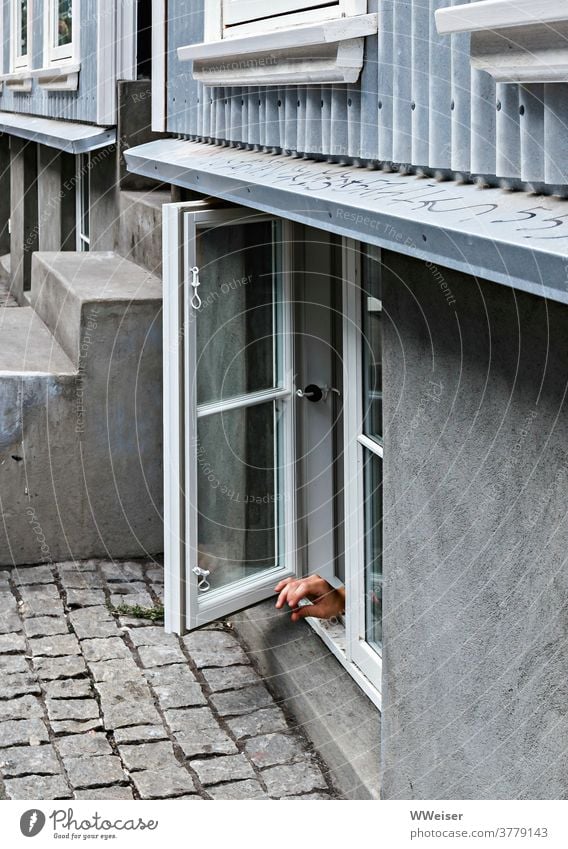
[{"x1": 296, "y1": 384, "x2": 341, "y2": 403}]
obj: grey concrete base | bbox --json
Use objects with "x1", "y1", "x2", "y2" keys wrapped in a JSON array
[
  {"x1": 0, "y1": 252, "x2": 164, "y2": 566},
  {"x1": 115, "y1": 190, "x2": 169, "y2": 277},
  {"x1": 230, "y1": 599, "x2": 381, "y2": 799}
]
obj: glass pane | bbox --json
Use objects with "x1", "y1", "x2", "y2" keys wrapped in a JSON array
[
  {"x1": 363, "y1": 449, "x2": 382, "y2": 652},
  {"x1": 19, "y1": 0, "x2": 28, "y2": 57},
  {"x1": 195, "y1": 220, "x2": 281, "y2": 406},
  {"x1": 195, "y1": 401, "x2": 284, "y2": 593},
  {"x1": 57, "y1": 0, "x2": 72, "y2": 46},
  {"x1": 362, "y1": 247, "x2": 382, "y2": 443}
]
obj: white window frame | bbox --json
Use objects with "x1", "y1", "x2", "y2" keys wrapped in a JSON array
[
  {"x1": 305, "y1": 238, "x2": 382, "y2": 708},
  {"x1": 207, "y1": 0, "x2": 367, "y2": 40},
  {"x1": 75, "y1": 153, "x2": 90, "y2": 252},
  {"x1": 12, "y1": 0, "x2": 30, "y2": 71},
  {"x1": 45, "y1": 0, "x2": 77, "y2": 66},
  {"x1": 163, "y1": 202, "x2": 299, "y2": 634}
]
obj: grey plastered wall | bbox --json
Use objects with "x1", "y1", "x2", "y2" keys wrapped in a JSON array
[
  {"x1": 380, "y1": 251, "x2": 568, "y2": 799},
  {"x1": 0, "y1": 135, "x2": 10, "y2": 255}
]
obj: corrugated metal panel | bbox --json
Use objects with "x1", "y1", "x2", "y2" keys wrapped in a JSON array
[
  {"x1": 0, "y1": 0, "x2": 101, "y2": 125},
  {"x1": 168, "y1": 0, "x2": 568, "y2": 189}
]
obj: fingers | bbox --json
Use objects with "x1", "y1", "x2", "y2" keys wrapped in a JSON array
[{"x1": 291, "y1": 603, "x2": 323, "y2": 622}]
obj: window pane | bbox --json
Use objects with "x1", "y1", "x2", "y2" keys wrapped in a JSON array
[
  {"x1": 57, "y1": 0, "x2": 72, "y2": 46},
  {"x1": 363, "y1": 448, "x2": 382, "y2": 652},
  {"x1": 195, "y1": 220, "x2": 280, "y2": 406},
  {"x1": 196, "y1": 401, "x2": 284, "y2": 592},
  {"x1": 19, "y1": 0, "x2": 28, "y2": 57},
  {"x1": 362, "y1": 248, "x2": 382, "y2": 443}
]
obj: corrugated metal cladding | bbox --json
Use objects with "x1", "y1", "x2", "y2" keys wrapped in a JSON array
[
  {"x1": 167, "y1": 0, "x2": 568, "y2": 193},
  {"x1": 0, "y1": 0, "x2": 98, "y2": 123}
]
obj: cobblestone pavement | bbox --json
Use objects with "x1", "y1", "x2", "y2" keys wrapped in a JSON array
[{"x1": 0, "y1": 559, "x2": 339, "y2": 800}]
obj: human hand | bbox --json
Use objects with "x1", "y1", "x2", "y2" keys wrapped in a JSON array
[{"x1": 274, "y1": 575, "x2": 345, "y2": 622}]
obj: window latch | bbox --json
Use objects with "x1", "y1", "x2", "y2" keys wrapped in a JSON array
[
  {"x1": 189, "y1": 266, "x2": 202, "y2": 310},
  {"x1": 296, "y1": 384, "x2": 341, "y2": 403},
  {"x1": 192, "y1": 565, "x2": 211, "y2": 592}
]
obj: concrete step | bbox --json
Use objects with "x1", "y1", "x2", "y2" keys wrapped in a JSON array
[
  {"x1": 0, "y1": 307, "x2": 75, "y2": 375},
  {"x1": 0, "y1": 251, "x2": 163, "y2": 566},
  {"x1": 30, "y1": 251, "x2": 162, "y2": 366},
  {"x1": 115, "y1": 189, "x2": 169, "y2": 278}
]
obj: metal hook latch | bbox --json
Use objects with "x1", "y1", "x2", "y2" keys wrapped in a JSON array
[
  {"x1": 189, "y1": 266, "x2": 202, "y2": 310},
  {"x1": 192, "y1": 565, "x2": 211, "y2": 592}
]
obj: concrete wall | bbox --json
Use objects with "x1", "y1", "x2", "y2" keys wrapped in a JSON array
[
  {"x1": 115, "y1": 189, "x2": 169, "y2": 278},
  {"x1": 381, "y1": 251, "x2": 568, "y2": 799}
]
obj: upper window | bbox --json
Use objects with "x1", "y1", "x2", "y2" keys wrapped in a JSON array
[
  {"x1": 46, "y1": 0, "x2": 76, "y2": 64},
  {"x1": 208, "y1": 0, "x2": 367, "y2": 40},
  {"x1": 12, "y1": 0, "x2": 30, "y2": 70}
]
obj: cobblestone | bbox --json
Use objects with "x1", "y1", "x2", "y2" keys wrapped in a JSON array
[
  {"x1": 262, "y1": 762, "x2": 328, "y2": 797},
  {"x1": 4, "y1": 774, "x2": 72, "y2": 799},
  {"x1": 202, "y1": 664, "x2": 261, "y2": 692},
  {"x1": 0, "y1": 558, "x2": 338, "y2": 801},
  {"x1": 81, "y1": 637, "x2": 130, "y2": 662},
  {"x1": 190, "y1": 754, "x2": 255, "y2": 786},
  {"x1": 209, "y1": 684, "x2": 274, "y2": 716},
  {"x1": 29, "y1": 635, "x2": 80, "y2": 657},
  {"x1": 0, "y1": 632, "x2": 26, "y2": 652},
  {"x1": 95, "y1": 680, "x2": 161, "y2": 729},
  {"x1": 32, "y1": 655, "x2": 87, "y2": 680},
  {"x1": 207, "y1": 779, "x2": 269, "y2": 800},
  {"x1": 64, "y1": 755, "x2": 127, "y2": 789},
  {"x1": 0, "y1": 719, "x2": 49, "y2": 748},
  {"x1": 118, "y1": 741, "x2": 177, "y2": 772},
  {"x1": 55, "y1": 733, "x2": 113, "y2": 758},
  {"x1": 75, "y1": 786, "x2": 135, "y2": 800},
  {"x1": 131, "y1": 767, "x2": 196, "y2": 799},
  {"x1": 244, "y1": 733, "x2": 308, "y2": 768},
  {"x1": 182, "y1": 631, "x2": 251, "y2": 668},
  {"x1": 24, "y1": 617, "x2": 69, "y2": 638},
  {"x1": 0, "y1": 695, "x2": 43, "y2": 720},
  {"x1": 0, "y1": 745, "x2": 61, "y2": 778},
  {"x1": 69, "y1": 608, "x2": 119, "y2": 640},
  {"x1": 2, "y1": 671, "x2": 42, "y2": 698}
]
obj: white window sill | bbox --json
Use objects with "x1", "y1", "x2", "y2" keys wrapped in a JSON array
[
  {"x1": 178, "y1": 13, "x2": 378, "y2": 86},
  {"x1": 435, "y1": 0, "x2": 568, "y2": 83},
  {"x1": 30, "y1": 64, "x2": 80, "y2": 91},
  {"x1": 0, "y1": 72, "x2": 32, "y2": 93}
]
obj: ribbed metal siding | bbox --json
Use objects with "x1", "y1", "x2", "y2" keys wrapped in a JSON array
[
  {"x1": 0, "y1": 0, "x2": 99, "y2": 124},
  {"x1": 167, "y1": 0, "x2": 568, "y2": 190}
]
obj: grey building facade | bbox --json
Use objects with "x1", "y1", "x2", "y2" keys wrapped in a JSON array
[{"x1": 1, "y1": 0, "x2": 567, "y2": 801}]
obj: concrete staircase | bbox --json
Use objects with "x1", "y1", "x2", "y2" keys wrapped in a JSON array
[{"x1": 0, "y1": 251, "x2": 163, "y2": 566}]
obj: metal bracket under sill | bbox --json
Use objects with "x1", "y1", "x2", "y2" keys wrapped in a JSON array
[
  {"x1": 178, "y1": 13, "x2": 378, "y2": 86},
  {"x1": 30, "y1": 64, "x2": 81, "y2": 92}
]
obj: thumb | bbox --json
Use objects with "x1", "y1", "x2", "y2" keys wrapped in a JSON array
[{"x1": 291, "y1": 603, "x2": 321, "y2": 621}]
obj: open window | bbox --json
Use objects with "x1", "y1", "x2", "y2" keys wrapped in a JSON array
[
  {"x1": 163, "y1": 204, "x2": 383, "y2": 704},
  {"x1": 75, "y1": 153, "x2": 90, "y2": 252},
  {"x1": 163, "y1": 202, "x2": 298, "y2": 633}
]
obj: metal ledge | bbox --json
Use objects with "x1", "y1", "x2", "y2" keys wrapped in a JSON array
[
  {"x1": 0, "y1": 72, "x2": 32, "y2": 93},
  {"x1": 0, "y1": 112, "x2": 116, "y2": 153},
  {"x1": 124, "y1": 138, "x2": 568, "y2": 307},
  {"x1": 179, "y1": 14, "x2": 378, "y2": 86}
]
